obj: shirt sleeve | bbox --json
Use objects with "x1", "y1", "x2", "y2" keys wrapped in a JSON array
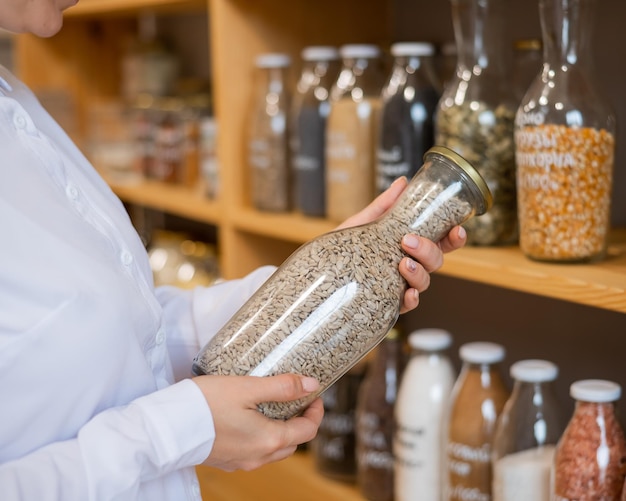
[
  {"x1": 157, "y1": 266, "x2": 277, "y2": 382},
  {"x1": 0, "y1": 379, "x2": 214, "y2": 500}
]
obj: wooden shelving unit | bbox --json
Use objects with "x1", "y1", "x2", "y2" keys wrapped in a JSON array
[
  {"x1": 14, "y1": 0, "x2": 626, "y2": 499},
  {"x1": 108, "y1": 180, "x2": 626, "y2": 314}
]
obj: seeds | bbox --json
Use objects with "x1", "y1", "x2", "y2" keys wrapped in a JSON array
[
  {"x1": 193, "y1": 174, "x2": 475, "y2": 420},
  {"x1": 515, "y1": 124, "x2": 614, "y2": 261},
  {"x1": 436, "y1": 100, "x2": 517, "y2": 245}
]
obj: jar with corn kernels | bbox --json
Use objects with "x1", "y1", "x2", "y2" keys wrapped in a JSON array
[{"x1": 514, "y1": 0, "x2": 615, "y2": 262}]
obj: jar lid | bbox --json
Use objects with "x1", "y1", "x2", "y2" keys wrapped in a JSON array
[
  {"x1": 301, "y1": 46, "x2": 340, "y2": 61},
  {"x1": 339, "y1": 44, "x2": 381, "y2": 60},
  {"x1": 459, "y1": 342, "x2": 505, "y2": 364},
  {"x1": 391, "y1": 42, "x2": 435, "y2": 57},
  {"x1": 570, "y1": 379, "x2": 621, "y2": 403},
  {"x1": 255, "y1": 53, "x2": 291, "y2": 68},
  {"x1": 510, "y1": 359, "x2": 558, "y2": 382},
  {"x1": 408, "y1": 328, "x2": 452, "y2": 351},
  {"x1": 424, "y1": 146, "x2": 493, "y2": 214}
]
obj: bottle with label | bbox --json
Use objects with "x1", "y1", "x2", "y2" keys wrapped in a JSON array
[
  {"x1": 436, "y1": 0, "x2": 518, "y2": 246},
  {"x1": 394, "y1": 328, "x2": 456, "y2": 501},
  {"x1": 312, "y1": 361, "x2": 367, "y2": 483},
  {"x1": 355, "y1": 326, "x2": 406, "y2": 501},
  {"x1": 290, "y1": 46, "x2": 340, "y2": 217},
  {"x1": 193, "y1": 146, "x2": 492, "y2": 420},
  {"x1": 376, "y1": 42, "x2": 440, "y2": 194},
  {"x1": 491, "y1": 359, "x2": 564, "y2": 501},
  {"x1": 247, "y1": 53, "x2": 291, "y2": 212},
  {"x1": 443, "y1": 342, "x2": 509, "y2": 501},
  {"x1": 514, "y1": 0, "x2": 615, "y2": 262},
  {"x1": 552, "y1": 379, "x2": 626, "y2": 500},
  {"x1": 326, "y1": 44, "x2": 385, "y2": 223}
]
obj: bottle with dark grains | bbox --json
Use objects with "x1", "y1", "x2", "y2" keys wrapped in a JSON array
[
  {"x1": 312, "y1": 362, "x2": 366, "y2": 483},
  {"x1": 355, "y1": 326, "x2": 406, "y2": 501},
  {"x1": 376, "y1": 42, "x2": 440, "y2": 194},
  {"x1": 552, "y1": 379, "x2": 626, "y2": 501},
  {"x1": 290, "y1": 46, "x2": 340, "y2": 217},
  {"x1": 435, "y1": 0, "x2": 518, "y2": 246}
]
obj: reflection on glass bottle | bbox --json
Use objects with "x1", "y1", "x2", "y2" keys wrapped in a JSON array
[{"x1": 514, "y1": 0, "x2": 615, "y2": 262}]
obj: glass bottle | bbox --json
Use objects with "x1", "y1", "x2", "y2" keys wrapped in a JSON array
[
  {"x1": 514, "y1": 0, "x2": 616, "y2": 262},
  {"x1": 376, "y1": 42, "x2": 440, "y2": 194},
  {"x1": 443, "y1": 342, "x2": 509, "y2": 501},
  {"x1": 312, "y1": 361, "x2": 366, "y2": 483},
  {"x1": 193, "y1": 146, "x2": 492, "y2": 420},
  {"x1": 290, "y1": 46, "x2": 340, "y2": 217},
  {"x1": 355, "y1": 326, "x2": 405, "y2": 501},
  {"x1": 511, "y1": 39, "x2": 543, "y2": 104},
  {"x1": 247, "y1": 53, "x2": 291, "y2": 212},
  {"x1": 491, "y1": 359, "x2": 564, "y2": 501},
  {"x1": 552, "y1": 379, "x2": 626, "y2": 500},
  {"x1": 326, "y1": 44, "x2": 385, "y2": 223},
  {"x1": 394, "y1": 328, "x2": 456, "y2": 501},
  {"x1": 435, "y1": 0, "x2": 518, "y2": 246}
]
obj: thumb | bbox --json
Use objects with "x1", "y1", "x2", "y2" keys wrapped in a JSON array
[{"x1": 247, "y1": 374, "x2": 320, "y2": 405}]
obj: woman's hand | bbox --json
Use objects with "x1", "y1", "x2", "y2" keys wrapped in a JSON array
[
  {"x1": 337, "y1": 176, "x2": 467, "y2": 314},
  {"x1": 194, "y1": 374, "x2": 323, "y2": 472}
]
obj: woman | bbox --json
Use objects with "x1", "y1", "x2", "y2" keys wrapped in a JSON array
[{"x1": 0, "y1": 0, "x2": 467, "y2": 499}]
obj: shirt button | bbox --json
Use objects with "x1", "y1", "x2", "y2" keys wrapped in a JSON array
[
  {"x1": 192, "y1": 482, "x2": 201, "y2": 498},
  {"x1": 155, "y1": 329, "x2": 166, "y2": 345},
  {"x1": 120, "y1": 250, "x2": 134, "y2": 266},
  {"x1": 13, "y1": 114, "x2": 27, "y2": 130},
  {"x1": 66, "y1": 184, "x2": 79, "y2": 201}
]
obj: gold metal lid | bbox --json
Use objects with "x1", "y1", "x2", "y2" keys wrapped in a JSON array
[{"x1": 424, "y1": 145, "x2": 494, "y2": 213}]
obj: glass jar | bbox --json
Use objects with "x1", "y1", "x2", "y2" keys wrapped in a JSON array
[
  {"x1": 394, "y1": 328, "x2": 456, "y2": 501},
  {"x1": 552, "y1": 380, "x2": 626, "y2": 500},
  {"x1": 492, "y1": 359, "x2": 564, "y2": 501},
  {"x1": 326, "y1": 44, "x2": 385, "y2": 223},
  {"x1": 376, "y1": 42, "x2": 440, "y2": 194},
  {"x1": 247, "y1": 53, "x2": 291, "y2": 212},
  {"x1": 192, "y1": 146, "x2": 492, "y2": 420},
  {"x1": 443, "y1": 342, "x2": 510, "y2": 501},
  {"x1": 290, "y1": 46, "x2": 340, "y2": 217},
  {"x1": 514, "y1": 0, "x2": 616, "y2": 262},
  {"x1": 312, "y1": 362, "x2": 366, "y2": 483},
  {"x1": 355, "y1": 326, "x2": 405, "y2": 501},
  {"x1": 435, "y1": 0, "x2": 518, "y2": 246}
]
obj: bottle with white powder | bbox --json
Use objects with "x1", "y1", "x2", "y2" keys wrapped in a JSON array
[
  {"x1": 491, "y1": 359, "x2": 564, "y2": 501},
  {"x1": 394, "y1": 328, "x2": 456, "y2": 501}
]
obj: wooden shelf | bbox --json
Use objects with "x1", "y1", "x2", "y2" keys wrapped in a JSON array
[
  {"x1": 196, "y1": 451, "x2": 364, "y2": 501},
  {"x1": 439, "y1": 230, "x2": 626, "y2": 314},
  {"x1": 110, "y1": 179, "x2": 221, "y2": 226},
  {"x1": 110, "y1": 179, "x2": 626, "y2": 314},
  {"x1": 65, "y1": 0, "x2": 206, "y2": 17}
]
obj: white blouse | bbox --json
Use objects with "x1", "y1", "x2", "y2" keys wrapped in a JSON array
[{"x1": 0, "y1": 65, "x2": 274, "y2": 500}]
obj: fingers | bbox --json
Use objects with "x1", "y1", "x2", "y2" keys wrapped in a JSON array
[
  {"x1": 249, "y1": 374, "x2": 320, "y2": 404},
  {"x1": 402, "y1": 234, "x2": 444, "y2": 274},
  {"x1": 438, "y1": 225, "x2": 467, "y2": 253}
]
